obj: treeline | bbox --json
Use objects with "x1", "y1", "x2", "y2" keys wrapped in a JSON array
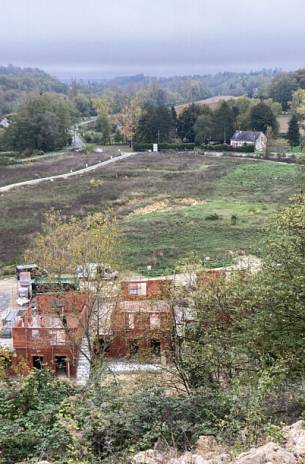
[
  {"x1": 74, "y1": 70, "x2": 277, "y2": 106},
  {"x1": 134, "y1": 98, "x2": 279, "y2": 146},
  {"x1": 261, "y1": 68, "x2": 305, "y2": 111}
]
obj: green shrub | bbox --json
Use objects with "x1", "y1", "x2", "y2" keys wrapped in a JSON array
[
  {"x1": 231, "y1": 214, "x2": 238, "y2": 225},
  {"x1": 201, "y1": 144, "x2": 255, "y2": 153},
  {"x1": 205, "y1": 213, "x2": 221, "y2": 221},
  {"x1": 0, "y1": 369, "x2": 78, "y2": 463}
]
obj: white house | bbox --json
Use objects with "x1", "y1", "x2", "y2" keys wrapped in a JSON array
[{"x1": 230, "y1": 130, "x2": 267, "y2": 152}]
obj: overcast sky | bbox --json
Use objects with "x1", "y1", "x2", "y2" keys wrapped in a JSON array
[{"x1": 1, "y1": 0, "x2": 305, "y2": 79}]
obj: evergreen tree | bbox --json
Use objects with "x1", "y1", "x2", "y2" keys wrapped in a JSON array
[
  {"x1": 193, "y1": 106, "x2": 214, "y2": 145},
  {"x1": 177, "y1": 103, "x2": 203, "y2": 143},
  {"x1": 136, "y1": 103, "x2": 174, "y2": 143},
  {"x1": 213, "y1": 101, "x2": 235, "y2": 143},
  {"x1": 287, "y1": 114, "x2": 300, "y2": 147},
  {"x1": 250, "y1": 102, "x2": 278, "y2": 134},
  {"x1": 269, "y1": 74, "x2": 298, "y2": 111}
]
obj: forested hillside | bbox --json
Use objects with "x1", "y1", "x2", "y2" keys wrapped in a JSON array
[
  {"x1": 74, "y1": 70, "x2": 278, "y2": 105},
  {"x1": 0, "y1": 65, "x2": 67, "y2": 116}
]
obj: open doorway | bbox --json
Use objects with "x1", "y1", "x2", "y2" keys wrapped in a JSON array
[
  {"x1": 54, "y1": 356, "x2": 68, "y2": 377},
  {"x1": 32, "y1": 356, "x2": 43, "y2": 369},
  {"x1": 129, "y1": 339, "x2": 139, "y2": 356},
  {"x1": 95, "y1": 336, "x2": 110, "y2": 356},
  {"x1": 150, "y1": 339, "x2": 161, "y2": 357}
]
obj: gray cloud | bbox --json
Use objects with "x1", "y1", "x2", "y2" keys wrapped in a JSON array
[{"x1": 1, "y1": 0, "x2": 305, "y2": 78}]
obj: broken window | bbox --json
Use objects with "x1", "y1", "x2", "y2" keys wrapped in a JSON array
[
  {"x1": 127, "y1": 313, "x2": 135, "y2": 329},
  {"x1": 32, "y1": 356, "x2": 43, "y2": 369},
  {"x1": 49, "y1": 329, "x2": 65, "y2": 345},
  {"x1": 129, "y1": 339, "x2": 139, "y2": 356},
  {"x1": 128, "y1": 282, "x2": 147, "y2": 296},
  {"x1": 96, "y1": 336, "x2": 110, "y2": 354},
  {"x1": 150, "y1": 314, "x2": 161, "y2": 329},
  {"x1": 55, "y1": 356, "x2": 68, "y2": 376},
  {"x1": 150, "y1": 339, "x2": 161, "y2": 356}
]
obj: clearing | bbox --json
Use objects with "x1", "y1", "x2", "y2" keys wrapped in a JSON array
[
  {"x1": 0, "y1": 152, "x2": 300, "y2": 272},
  {"x1": 175, "y1": 96, "x2": 238, "y2": 114}
]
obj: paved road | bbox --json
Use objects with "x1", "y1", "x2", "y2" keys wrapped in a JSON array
[
  {"x1": 71, "y1": 117, "x2": 98, "y2": 150},
  {"x1": 0, "y1": 151, "x2": 140, "y2": 193}
]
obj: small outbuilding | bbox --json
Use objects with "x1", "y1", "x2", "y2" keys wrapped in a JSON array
[{"x1": 230, "y1": 130, "x2": 267, "y2": 152}]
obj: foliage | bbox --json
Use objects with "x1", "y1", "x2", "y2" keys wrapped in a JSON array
[
  {"x1": 287, "y1": 114, "x2": 300, "y2": 147},
  {"x1": 201, "y1": 144, "x2": 254, "y2": 152},
  {"x1": 74, "y1": 70, "x2": 276, "y2": 107},
  {"x1": 2, "y1": 93, "x2": 77, "y2": 153},
  {"x1": 5, "y1": 196, "x2": 305, "y2": 462},
  {"x1": 0, "y1": 64, "x2": 67, "y2": 117},
  {"x1": 24, "y1": 210, "x2": 120, "y2": 371},
  {"x1": 0, "y1": 347, "x2": 12, "y2": 378},
  {"x1": 291, "y1": 89, "x2": 305, "y2": 119},
  {"x1": 266, "y1": 74, "x2": 298, "y2": 111},
  {"x1": 0, "y1": 369, "x2": 78, "y2": 463},
  {"x1": 177, "y1": 103, "x2": 204, "y2": 142},
  {"x1": 25, "y1": 210, "x2": 119, "y2": 276},
  {"x1": 213, "y1": 101, "x2": 235, "y2": 143},
  {"x1": 245, "y1": 195, "x2": 305, "y2": 376},
  {"x1": 95, "y1": 114, "x2": 111, "y2": 144},
  {"x1": 193, "y1": 107, "x2": 214, "y2": 144},
  {"x1": 116, "y1": 97, "x2": 141, "y2": 144},
  {"x1": 72, "y1": 94, "x2": 95, "y2": 117},
  {"x1": 250, "y1": 102, "x2": 278, "y2": 134},
  {"x1": 136, "y1": 103, "x2": 176, "y2": 143}
]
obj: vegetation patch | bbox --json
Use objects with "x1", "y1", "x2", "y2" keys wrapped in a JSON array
[{"x1": 0, "y1": 153, "x2": 300, "y2": 272}]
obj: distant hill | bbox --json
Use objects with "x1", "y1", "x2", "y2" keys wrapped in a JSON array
[
  {"x1": 74, "y1": 70, "x2": 278, "y2": 106},
  {"x1": 0, "y1": 65, "x2": 67, "y2": 116}
]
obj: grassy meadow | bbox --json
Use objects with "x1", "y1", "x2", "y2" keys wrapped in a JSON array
[{"x1": 0, "y1": 152, "x2": 300, "y2": 273}]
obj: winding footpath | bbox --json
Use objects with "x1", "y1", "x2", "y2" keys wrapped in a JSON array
[{"x1": 0, "y1": 152, "x2": 139, "y2": 193}]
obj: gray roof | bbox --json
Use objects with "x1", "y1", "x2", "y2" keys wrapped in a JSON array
[{"x1": 231, "y1": 131, "x2": 262, "y2": 142}]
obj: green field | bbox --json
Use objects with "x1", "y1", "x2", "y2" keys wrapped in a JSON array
[
  {"x1": 0, "y1": 152, "x2": 300, "y2": 272},
  {"x1": 121, "y1": 161, "x2": 298, "y2": 270}
]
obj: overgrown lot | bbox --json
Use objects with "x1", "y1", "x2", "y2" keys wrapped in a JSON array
[{"x1": 0, "y1": 152, "x2": 299, "y2": 271}]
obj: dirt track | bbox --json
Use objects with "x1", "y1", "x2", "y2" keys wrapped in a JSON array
[
  {"x1": 0, "y1": 151, "x2": 140, "y2": 193},
  {"x1": 0, "y1": 146, "x2": 131, "y2": 188}
]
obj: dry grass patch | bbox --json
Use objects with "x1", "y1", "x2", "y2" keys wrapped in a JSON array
[{"x1": 129, "y1": 197, "x2": 208, "y2": 217}]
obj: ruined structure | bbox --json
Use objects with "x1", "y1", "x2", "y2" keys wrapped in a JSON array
[
  {"x1": 12, "y1": 292, "x2": 88, "y2": 377},
  {"x1": 107, "y1": 277, "x2": 173, "y2": 363}
]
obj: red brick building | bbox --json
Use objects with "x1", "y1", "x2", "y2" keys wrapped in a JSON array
[
  {"x1": 107, "y1": 278, "x2": 173, "y2": 361},
  {"x1": 12, "y1": 292, "x2": 88, "y2": 377}
]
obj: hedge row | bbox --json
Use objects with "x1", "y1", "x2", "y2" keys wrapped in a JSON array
[
  {"x1": 133, "y1": 142, "x2": 196, "y2": 151},
  {"x1": 201, "y1": 144, "x2": 255, "y2": 153},
  {"x1": 133, "y1": 142, "x2": 254, "y2": 153}
]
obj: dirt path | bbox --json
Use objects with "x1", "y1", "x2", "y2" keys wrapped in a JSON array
[{"x1": 0, "y1": 152, "x2": 140, "y2": 193}]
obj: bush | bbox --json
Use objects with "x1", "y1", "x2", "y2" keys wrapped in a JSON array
[
  {"x1": 231, "y1": 214, "x2": 238, "y2": 225},
  {"x1": 67, "y1": 385, "x2": 228, "y2": 458},
  {"x1": 201, "y1": 144, "x2": 255, "y2": 153},
  {"x1": 0, "y1": 369, "x2": 78, "y2": 463},
  {"x1": 205, "y1": 213, "x2": 221, "y2": 221},
  {"x1": 82, "y1": 130, "x2": 106, "y2": 144},
  {"x1": 133, "y1": 143, "x2": 195, "y2": 152}
]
